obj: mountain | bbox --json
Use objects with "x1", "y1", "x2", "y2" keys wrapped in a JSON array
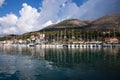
[
  {"x1": 1, "y1": 13, "x2": 120, "y2": 40},
  {"x1": 42, "y1": 19, "x2": 88, "y2": 30},
  {"x1": 90, "y1": 13, "x2": 120, "y2": 30},
  {"x1": 41, "y1": 13, "x2": 120, "y2": 31},
  {"x1": 0, "y1": 34, "x2": 19, "y2": 41}
]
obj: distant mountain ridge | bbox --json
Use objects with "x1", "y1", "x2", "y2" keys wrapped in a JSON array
[
  {"x1": 41, "y1": 13, "x2": 120, "y2": 31},
  {"x1": 90, "y1": 13, "x2": 120, "y2": 30},
  {"x1": 43, "y1": 19, "x2": 87, "y2": 30}
]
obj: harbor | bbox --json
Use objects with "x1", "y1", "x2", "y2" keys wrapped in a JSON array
[
  {"x1": 2, "y1": 42, "x2": 120, "y2": 48},
  {"x1": 0, "y1": 0, "x2": 120, "y2": 80},
  {"x1": 1, "y1": 28, "x2": 120, "y2": 48}
]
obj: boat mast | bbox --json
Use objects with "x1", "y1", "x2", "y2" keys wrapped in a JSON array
[{"x1": 113, "y1": 28, "x2": 116, "y2": 38}]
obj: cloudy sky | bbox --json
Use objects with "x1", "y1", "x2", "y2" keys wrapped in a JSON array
[{"x1": 0, "y1": 0, "x2": 120, "y2": 35}]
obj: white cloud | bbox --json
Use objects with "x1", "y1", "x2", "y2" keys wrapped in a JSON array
[
  {"x1": 0, "y1": 13, "x2": 17, "y2": 26},
  {"x1": 17, "y1": 3, "x2": 40, "y2": 33},
  {"x1": 0, "y1": 0, "x2": 5, "y2": 7},
  {"x1": 38, "y1": 0, "x2": 68, "y2": 23},
  {"x1": 0, "y1": 27, "x2": 18, "y2": 34},
  {"x1": 0, "y1": 3, "x2": 40, "y2": 34},
  {"x1": 42, "y1": 20, "x2": 53, "y2": 27},
  {"x1": 0, "y1": 13, "x2": 18, "y2": 34},
  {"x1": 78, "y1": 0, "x2": 120, "y2": 20},
  {"x1": 0, "y1": 0, "x2": 120, "y2": 35}
]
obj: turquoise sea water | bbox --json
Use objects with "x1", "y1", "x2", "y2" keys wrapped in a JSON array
[{"x1": 0, "y1": 46, "x2": 120, "y2": 80}]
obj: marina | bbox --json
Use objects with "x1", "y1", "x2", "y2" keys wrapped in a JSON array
[
  {"x1": 0, "y1": 0, "x2": 120, "y2": 80},
  {"x1": 1, "y1": 28, "x2": 120, "y2": 49},
  {"x1": 2, "y1": 43, "x2": 120, "y2": 48}
]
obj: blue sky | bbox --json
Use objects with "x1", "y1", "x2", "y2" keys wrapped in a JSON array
[
  {"x1": 0, "y1": 0, "x2": 120, "y2": 35},
  {"x1": 0, "y1": 0, "x2": 85, "y2": 17},
  {"x1": 0, "y1": 0, "x2": 43, "y2": 17}
]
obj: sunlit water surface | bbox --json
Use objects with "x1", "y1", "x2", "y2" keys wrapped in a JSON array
[{"x1": 0, "y1": 45, "x2": 120, "y2": 80}]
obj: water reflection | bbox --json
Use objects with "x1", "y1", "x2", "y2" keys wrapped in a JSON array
[
  {"x1": 44, "y1": 48, "x2": 120, "y2": 70},
  {"x1": 0, "y1": 47, "x2": 54, "y2": 80},
  {"x1": 0, "y1": 46, "x2": 120, "y2": 80}
]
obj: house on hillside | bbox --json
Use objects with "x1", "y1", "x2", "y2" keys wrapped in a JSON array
[{"x1": 105, "y1": 37, "x2": 119, "y2": 43}]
